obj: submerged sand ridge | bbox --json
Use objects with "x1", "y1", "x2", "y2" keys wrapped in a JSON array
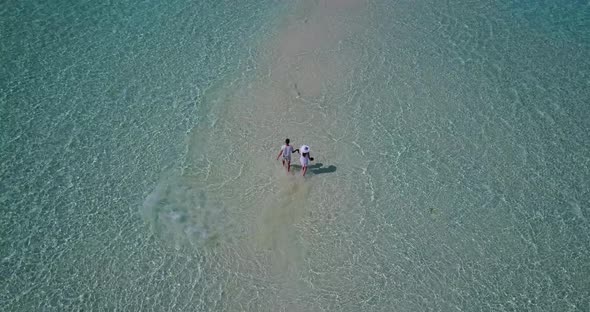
[{"x1": 142, "y1": 0, "x2": 374, "y2": 309}]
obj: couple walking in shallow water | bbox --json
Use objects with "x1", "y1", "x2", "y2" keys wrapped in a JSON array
[{"x1": 276, "y1": 138, "x2": 314, "y2": 176}]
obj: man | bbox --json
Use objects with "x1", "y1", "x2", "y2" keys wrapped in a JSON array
[{"x1": 276, "y1": 138, "x2": 299, "y2": 172}]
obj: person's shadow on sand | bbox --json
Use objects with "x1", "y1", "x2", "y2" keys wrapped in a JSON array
[{"x1": 291, "y1": 163, "x2": 337, "y2": 175}]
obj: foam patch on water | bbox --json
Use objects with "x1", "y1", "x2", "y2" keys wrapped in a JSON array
[{"x1": 142, "y1": 175, "x2": 225, "y2": 248}]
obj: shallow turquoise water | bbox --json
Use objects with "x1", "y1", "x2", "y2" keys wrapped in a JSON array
[{"x1": 2, "y1": 0, "x2": 589, "y2": 311}]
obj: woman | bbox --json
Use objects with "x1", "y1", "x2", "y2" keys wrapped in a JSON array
[{"x1": 299, "y1": 145, "x2": 314, "y2": 176}]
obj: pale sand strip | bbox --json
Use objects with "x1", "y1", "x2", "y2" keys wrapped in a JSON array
[{"x1": 179, "y1": 0, "x2": 371, "y2": 309}]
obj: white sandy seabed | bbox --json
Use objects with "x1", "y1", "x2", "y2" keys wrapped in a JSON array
[{"x1": 143, "y1": 0, "x2": 379, "y2": 309}]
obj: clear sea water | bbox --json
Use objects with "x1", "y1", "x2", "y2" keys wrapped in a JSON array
[{"x1": 1, "y1": 0, "x2": 589, "y2": 311}]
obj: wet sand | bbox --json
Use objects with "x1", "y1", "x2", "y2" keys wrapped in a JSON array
[{"x1": 178, "y1": 0, "x2": 371, "y2": 309}]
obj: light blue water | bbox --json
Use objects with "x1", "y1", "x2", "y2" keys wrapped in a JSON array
[
  {"x1": 1, "y1": 0, "x2": 285, "y2": 310},
  {"x1": 2, "y1": 0, "x2": 589, "y2": 311}
]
